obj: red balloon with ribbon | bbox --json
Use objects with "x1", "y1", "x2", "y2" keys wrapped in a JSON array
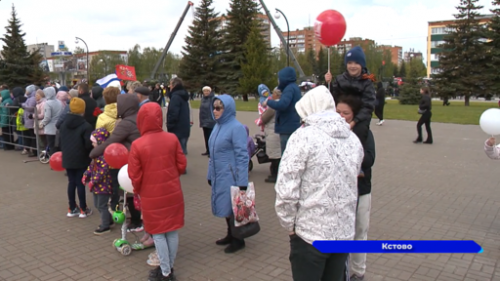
[
  {"x1": 314, "y1": 10, "x2": 347, "y2": 88},
  {"x1": 49, "y1": 151, "x2": 65, "y2": 171},
  {"x1": 104, "y1": 143, "x2": 129, "y2": 169}
]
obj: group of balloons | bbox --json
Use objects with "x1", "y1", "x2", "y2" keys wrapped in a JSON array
[{"x1": 49, "y1": 143, "x2": 136, "y2": 193}]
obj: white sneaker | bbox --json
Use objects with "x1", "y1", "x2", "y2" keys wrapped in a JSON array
[
  {"x1": 79, "y1": 207, "x2": 92, "y2": 218},
  {"x1": 377, "y1": 120, "x2": 385, "y2": 126}
]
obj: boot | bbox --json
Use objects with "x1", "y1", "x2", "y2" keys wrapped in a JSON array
[
  {"x1": 265, "y1": 159, "x2": 280, "y2": 183},
  {"x1": 216, "y1": 218, "x2": 232, "y2": 245},
  {"x1": 224, "y1": 238, "x2": 245, "y2": 253}
]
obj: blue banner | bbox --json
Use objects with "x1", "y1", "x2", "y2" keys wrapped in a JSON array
[{"x1": 312, "y1": 240, "x2": 482, "y2": 254}]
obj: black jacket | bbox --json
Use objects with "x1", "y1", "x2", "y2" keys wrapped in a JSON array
[
  {"x1": 359, "y1": 130, "x2": 375, "y2": 196},
  {"x1": 79, "y1": 93, "x2": 98, "y2": 127},
  {"x1": 199, "y1": 92, "x2": 216, "y2": 128},
  {"x1": 59, "y1": 113, "x2": 93, "y2": 169},
  {"x1": 166, "y1": 85, "x2": 191, "y2": 139},
  {"x1": 419, "y1": 94, "x2": 432, "y2": 111},
  {"x1": 150, "y1": 88, "x2": 162, "y2": 105},
  {"x1": 328, "y1": 71, "x2": 376, "y2": 124},
  {"x1": 91, "y1": 86, "x2": 105, "y2": 110}
]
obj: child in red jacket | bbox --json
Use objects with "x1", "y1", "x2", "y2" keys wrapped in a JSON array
[{"x1": 128, "y1": 102, "x2": 187, "y2": 281}]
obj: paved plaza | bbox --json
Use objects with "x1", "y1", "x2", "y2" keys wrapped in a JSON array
[{"x1": 1, "y1": 109, "x2": 500, "y2": 281}]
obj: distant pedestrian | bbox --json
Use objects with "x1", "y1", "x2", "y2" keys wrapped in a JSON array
[{"x1": 414, "y1": 87, "x2": 433, "y2": 144}]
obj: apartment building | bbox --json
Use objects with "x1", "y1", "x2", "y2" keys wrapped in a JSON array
[
  {"x1": 379, "y1": 45, "x2": 403, "y2": 65},
  {"x1": 427, "y1": 14, "x2": 493, "y2": 77},
  {"x1": 404, "y1": 48, "x2": 423, "y2": 63},
  {"x1": 280, "y1": 26, "x2": 319, "y2": 54},
  {"x1": 27, "y1": 43, "x2": 55, "y2": 59}
]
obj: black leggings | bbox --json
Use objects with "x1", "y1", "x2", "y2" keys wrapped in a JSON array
[
  {"x1": 202, "y1": 127, "x2": 213, "y2": 153},
  {"x1": 416, "y1": 111, "x2": 432, "y2": 142},
  {"x1": 375, "y1": 103, "x2": 384, "y2": 120}
]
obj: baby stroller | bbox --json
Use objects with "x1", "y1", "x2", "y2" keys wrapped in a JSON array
[
  {"x1": 39, "y1": 145, "x2": 50, "y2": 164},
  {"x1": 249, "y1": 134, "x2": 270, "y2": 172}
]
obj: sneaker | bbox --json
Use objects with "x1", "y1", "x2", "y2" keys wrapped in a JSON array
[
  {"x1": 21, "y1": 149, "x2": 28, "y2": 155},
  {"x1": 376, "y1": 120, "x2": 385, "y2": 126},
  {"x1": 94, "y1": 227, "x2": 110, "y2": 235},
  {"x1": 127, "y1": 225, "x2": 144, "y2": 232},
  {"x1": 67, "y1": 207, "x2": 80, "y2": 218},
  {"x1": 79, "y1": 207, "x2": 92, "y2": 218},
  {"x1": 350, "y1": 274, "x2": 365, "y2": 281}
]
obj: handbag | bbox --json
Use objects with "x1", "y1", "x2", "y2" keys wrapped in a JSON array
[
  {"x1": 418, "y1": 109, "x2": 426, "y2": 114},
  {"x1": 229, "y1": 213, "x2": 260, "y2": 239}
]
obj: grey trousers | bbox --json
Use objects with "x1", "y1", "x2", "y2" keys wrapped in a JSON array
[{"x1": 93, "y1": 193, "x2": 112, "y2": 228}]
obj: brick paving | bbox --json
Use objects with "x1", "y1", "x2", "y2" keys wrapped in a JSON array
[{"x1": 1, "y1": 109, "x2": 500, "y2": 281}]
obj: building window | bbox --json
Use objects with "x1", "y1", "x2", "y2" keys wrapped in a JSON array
[
  {"x1": 431, "y1": 27, "x2": 454, "y2": 34},
  {"x1": 298, "y1": 48, "x2": 305, "y2": 53},
  {"x1": 430, "y1": 54, "x2": 440, "y2": 61},
  {"x1": 431, "y1": 40, "x2": 445, "y2": 47},
  {"x1": 297, "y1": 35, "x2": 305, "y2": 38}
]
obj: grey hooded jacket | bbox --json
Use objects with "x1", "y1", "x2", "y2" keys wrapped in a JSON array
[{"x1": 40, "y1": 87, "x2": 64, "y2": 135}]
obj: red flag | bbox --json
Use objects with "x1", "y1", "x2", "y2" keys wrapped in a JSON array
[{"x1": 115, "y1": 65, "x2": 137, "y2": 81}]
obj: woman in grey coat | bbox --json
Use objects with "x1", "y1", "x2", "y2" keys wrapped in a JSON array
[
  {"x1": 39, "y1": 87, "x2": 64, "y2": 154},
  {"x1": 199, "y1": 86, "x2": 216, "y2": 156}
]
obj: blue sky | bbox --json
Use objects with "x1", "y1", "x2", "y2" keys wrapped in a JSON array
[{"x1": 0, "y1": 0, "x2": 496, "y2": 65}]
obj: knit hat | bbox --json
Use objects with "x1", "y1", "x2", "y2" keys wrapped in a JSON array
[
  {"x1": 135, "y1": 86, "x2": 151, "y2": 96},
  {"x1": 69, "y1": 97, "x2": 86, "y2": 114},
  {"x1": 91, "y1": 127, "x2": 110, "y2": 145},
  {"x1": 59, "y1": 86, "x2": 69, "y2": 92},
  {"x1": 344, "y1": 46, "x2": 366, "y2": 68}
]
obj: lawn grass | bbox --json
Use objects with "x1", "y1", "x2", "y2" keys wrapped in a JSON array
[{"x1": 190, "y1": 98, "x2": 497, "y2": 125}]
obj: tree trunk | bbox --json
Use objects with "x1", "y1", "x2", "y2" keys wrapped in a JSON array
[
  {"x1": 464, "y1": 94, "x2": 470, "y2": 106},
  {"x1": 243, "y1": 94, "x2": 248, "y2": 102}
]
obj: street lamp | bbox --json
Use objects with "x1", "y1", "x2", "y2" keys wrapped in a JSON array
[
  {"x1": 75, "y1": 37, "x2": 89, "y2": 82},
  {"x1": 274, "y1": 8, "x2": 290, "y2": 67}
]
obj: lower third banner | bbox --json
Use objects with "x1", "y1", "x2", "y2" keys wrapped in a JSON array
[{"x1": 312, "y1": 240, "x2": 482, "y2": 254}]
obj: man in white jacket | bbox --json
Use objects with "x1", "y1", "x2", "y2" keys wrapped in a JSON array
[{"x1": 275, "y1": 85, "x2": 364, "y2": 281}]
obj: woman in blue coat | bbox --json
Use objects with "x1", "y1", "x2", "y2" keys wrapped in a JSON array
[{"x1": 207, "y1": 94, "x2": 249, "y2": 254}]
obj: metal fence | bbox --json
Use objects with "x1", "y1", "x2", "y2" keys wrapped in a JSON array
[{"x1": 0, "y1": 104, "x2": 48, "y2": 164}]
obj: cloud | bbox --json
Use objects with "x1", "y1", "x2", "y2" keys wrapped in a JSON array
[{"x1": 0, "y1": 0, "x2": 495, "y2": 66}]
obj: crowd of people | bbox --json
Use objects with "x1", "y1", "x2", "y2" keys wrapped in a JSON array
[{"x1": 0, "y1": 44, "x2": 445, "y2": 280}]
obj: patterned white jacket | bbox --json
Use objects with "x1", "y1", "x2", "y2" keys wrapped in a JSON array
[{"x1": 275, "y1": 110, "x2": 364, "y2": 245}]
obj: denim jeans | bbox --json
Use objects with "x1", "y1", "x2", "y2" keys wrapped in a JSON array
[
  {"x1": 178, "y1": 137, "x2": 188, "y2": 155},
  {"x1": 279, "y1": 134, "x2": 291, "y2": 155},
  {"x1": 153, "y1": 231, "x2": 179, "y2": 277},
  {"x1": 66, "y1": 168, "x2": 87, "y2": 210},
  {"x1": 93, "y1": 193, "x2": 112, "y2": 228}
]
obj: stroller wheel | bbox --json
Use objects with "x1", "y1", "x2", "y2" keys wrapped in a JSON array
[
  {"x1": 39, "y1": 151, "x2": 50, "y2": 164},
  {"x1": 248, "y1": 160, "x2": 253, "y2": 172}
]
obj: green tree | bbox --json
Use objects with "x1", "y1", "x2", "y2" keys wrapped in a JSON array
[
  {"x1": 0, "y1": 5, "x2": 45, "y2": 86},
  {"x1": 398, "y1": 79, "x2": 422, "y2": 105},
  {"x1": 406, "y1": 58, "x2": 427, "y2": 78},
  {"x1": 179, "y1": 0, "x2": 222, "y2": 92},
  {"x1": 218, "y1": 0, "x2": 261, "y2": 97},
  {"x1": 238, "y1": 22, "x2": 274, "y2": 96},
  {"x1": 89, "y1": 51, "x2": 126, "y2": 83},
  {"x1": 434, "y1": 0, "x2": 488, "y2": 106},
  {"x1": 399, "y1": 60, "x2": 407, "y2": 77},
  {"x1": 486, "y1": 0, "x2": 500, "y2": 94},
  {"x1": 393, "y1": 65, "x2": 399, "y2": 77}
]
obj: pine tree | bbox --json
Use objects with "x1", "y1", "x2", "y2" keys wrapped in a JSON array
[
  {"x1": 486, "y1": 0, "x2": 500, "y2": 94},
  {"x1": 238, "y1": 22, "x2": 274, "y2": 96},
  {"x1": 0, "y1": 5, "x2": 45, "y2": 86},
  {"x1": 218, "y1": 0, "x2": 261, "y2": 96},
  {"x1": 434, "y1": 0, "x2": 488, "y2": 106},
  {"x1": 399, "y1": 60, "x2": 407, "y2": 78},
  {"x1": 179, "y1": 0, "x2": 222, "y2": 92}
]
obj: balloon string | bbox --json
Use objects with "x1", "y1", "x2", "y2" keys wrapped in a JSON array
[{"x1": 328, "y1": 46, "x2": 331, "y2": 91}]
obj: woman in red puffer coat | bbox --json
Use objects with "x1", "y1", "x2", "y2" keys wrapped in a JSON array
[{"x1": 128, "y1": 102, "x2": 187, "y2": 281}]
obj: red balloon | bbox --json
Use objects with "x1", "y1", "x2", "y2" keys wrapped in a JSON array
[
  {"x1": 314, "y1": 10, "x2": 347, "y2": 46},
  {"x1": 49, "y1": 152, "x2": 64, "y2": 171},
  {"x1": 104, "y1": 143, "x2": 129, "y2": 169}
]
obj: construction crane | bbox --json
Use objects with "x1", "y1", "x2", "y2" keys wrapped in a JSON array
[
  {"x1": 150, "y1": 1, "x2": 194, "y2": 80},
  {"x1": 257, "y1": 0, "x2": 306, "y2": 78}
]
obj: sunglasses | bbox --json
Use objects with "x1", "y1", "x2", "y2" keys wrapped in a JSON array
[{"x1": 213, "y1": 106, "x2": 224, "y2": 111}]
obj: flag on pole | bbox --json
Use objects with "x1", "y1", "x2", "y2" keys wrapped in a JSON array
[{"x1": 96, "y1": 74, "x2": 120, "y2": 88}]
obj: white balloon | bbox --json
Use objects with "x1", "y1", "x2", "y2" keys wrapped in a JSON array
[
  {"x1": 479, "y1": 108, "x2": 500, "y2": 135},
  {"x1": 118, "y1": 164, "x2": 134, "y2": 193}
]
